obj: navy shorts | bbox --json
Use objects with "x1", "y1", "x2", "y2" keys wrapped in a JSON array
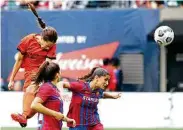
[{"x1": 69, "y1": 123, "x2": 103, "y2": 130}]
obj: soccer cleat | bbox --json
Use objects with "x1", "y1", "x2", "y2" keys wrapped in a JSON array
[{"x1": 11, "y1": 113, "x2": 27, "y2": 127}]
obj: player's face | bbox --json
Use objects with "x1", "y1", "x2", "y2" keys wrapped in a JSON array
[
  {"x1": 95, "y1": 75, "x2": 110, "y2": 90},
  {"x1": 55, "y1": 72, "x2": 61, "y2": 83},
  {"x1": 40, "y1": 38, "x2": 54, "y2": 50}
]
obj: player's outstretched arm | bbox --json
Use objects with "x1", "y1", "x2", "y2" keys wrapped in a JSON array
[
  {"x1": 57, "y1": 81, "x2": 71, "y2": 89},
  {"x1": 103, "y1": 92, "x2": 121, "y2": 99}
]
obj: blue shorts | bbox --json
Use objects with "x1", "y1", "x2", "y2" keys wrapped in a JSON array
[
  {"x1": 69, "y1": 126, "x2": 87, "y2": 130},
  {"x1": 69, "y1": 123, "x2": 103, "y2": 130}
]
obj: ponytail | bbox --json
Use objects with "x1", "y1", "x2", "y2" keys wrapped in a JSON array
[
  {"x1": 32, "y1": 61, "x2": 49, "y2": 85},
  {"x1": 78, "y1": 67, "x2": 99, "y2": 81},
  {"x1": 78, "y1": 67, "x2": 109, "y2": 82},
  {"x1": 28, "y1": 3, "x2": 46, "y2": 29},
  {"x1": 28, "y1": 3, "x2": 58, "y2": 43},
  {"x1": 32, "y1": 61, "x2": 60, "y2": 85}
]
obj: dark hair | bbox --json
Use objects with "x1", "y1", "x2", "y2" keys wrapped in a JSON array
[
  {"x1": 78, "y1": 67, "x2": 109, "y2": 81},
  {"x1": 103, "y1": 58, "x2": 110, "y2": 65},
  {"x1": 28, "y1": 3, "x2": 58, "y2": 43},
  {"x1": 111, "y1": 57, "x2": 120, "y2": 67},
  {"x1": 33, "y1": 61, "x2": 60, "y2": 85}
]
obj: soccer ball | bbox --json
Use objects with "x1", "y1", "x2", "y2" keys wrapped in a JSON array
[{"x1": 154, "y1": 26, "x2": 174, "y2": 46}]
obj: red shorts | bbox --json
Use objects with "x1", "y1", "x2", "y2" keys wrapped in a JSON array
[{"x1": 23, "y1": 70, "x2": 38, "y2": 91}]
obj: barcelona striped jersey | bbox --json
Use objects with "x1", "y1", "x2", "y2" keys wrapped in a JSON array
[
  {"x1": 67, "y1": 81, "x2": 104, "y2": 127},
  {"x1": 36, "y1": 82, "x2": 63, "y2": 130}
]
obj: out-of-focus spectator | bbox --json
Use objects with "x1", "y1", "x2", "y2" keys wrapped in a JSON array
[
  {"x1": 102, "y1": 58, "x2": 117, "y2": 91},
  {"x1": 111, "y1": 57, "x2": 123, "y2": 92},
  {"x1": 135, "y1": 0, "x2": 165, "y2": 9},
  {"x1": 18, "y1": 0, "x2": 49, "y2": 9},
  {"x1": 166, "y1": 0, "x2": 179, "y2": 7},
  {"x1": 13, "y1": 80, "x2": 22, "y2": 91},
  {"x1": 111, "y1": 1, "x2": 133, "y2": 9},
  {"x1": 37, "y1": 0, "x2": 50, "y2": 9},
  {"x1": 177, "y1": 1, "x2": 183, "y2": 7},
  {"x1": 152, "y1": 1, "x2": 165, "y2": 8},
  {"x1": 0, "y1": 78, "x2": 8, "y2": 91},
  {"x1": 64, "y1": 0, "x2": 88, "y2": 10},
  {"x1": 1, "y1": 0, "x2": 18, "y2": 10},
  {"x1": 52, "y1": 0, "x2": 62, "y2": 9},
  {"x1": 1, "y1": 0, "x2": 183, "y2": 10},
  {"x1": 0, "y1": 78, "x2": 4, "y2": 91},
  {"x1": 135, "y1": 0, "x2": 183, "y2": 9},
  {"x1": 135, "y1": 0, "x2": 151, "y2": 8},
  {"x1": 86, "y1": 1, "x2": 113, "y2": 8},
  {"x1": 16, "y1": 0, "x2": 30, "y2": 9},
  {"x1": 0, "y1": 0, "x2": 7, "y2": 7}
]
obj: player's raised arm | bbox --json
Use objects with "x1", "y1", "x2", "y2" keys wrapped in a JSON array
[{"x1": 62, "y1": 81, "x2": 71, "y2": 89}]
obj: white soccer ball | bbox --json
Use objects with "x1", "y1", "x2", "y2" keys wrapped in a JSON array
[{"x1": 154, "y1": 26, "x2": 174, "y2": 46}]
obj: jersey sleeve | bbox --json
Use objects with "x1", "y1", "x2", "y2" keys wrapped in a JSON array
[
  {"x1": 17, "y1": 34, "x2": 33, "y2": 55},
  {"x1": 36, "y1": 84, "x2": 53, "y2": 102},
  {"x1": 69, "y1": 81, "x2": 84, "y2": 92},
  {"x1": 47, "y1": 44, "x2": 56, "y2": 59}
]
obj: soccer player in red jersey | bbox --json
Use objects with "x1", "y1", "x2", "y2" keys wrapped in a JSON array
[
  {"x1": 8, "y1": 3, "x2": 58, "y2": 127},
  {"x1": 102, "y1": 58, "x2": 117, "y2": 91},
  {"x1": 60, "y1": 67, "x2": 121, "y2": 130},
  {"x1": 31, "y1": 61, "x2": 76, "y2": 130}
]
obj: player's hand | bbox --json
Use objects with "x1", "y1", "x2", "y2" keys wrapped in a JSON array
[
  {"x1": 65, "y1": 117, "x2": 76, "y2": 127},
  {"x1": 8, "y1": 80, "x2": 14, "y2": 90},
  {"x1": 112, "y1": 93, "x2": 121, "y2": 99}
]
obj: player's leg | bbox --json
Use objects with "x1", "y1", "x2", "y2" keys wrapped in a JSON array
[
  {"x1": 22, "y1": 82, "x2": 38, "y2": 119},
  {"x1": 11, "y1": 78, "x2": 38, "y2": 127}
]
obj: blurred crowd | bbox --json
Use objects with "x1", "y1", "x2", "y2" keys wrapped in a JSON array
[{"x1": 1, "y1": 0, "x2": 183, "y2": 10}]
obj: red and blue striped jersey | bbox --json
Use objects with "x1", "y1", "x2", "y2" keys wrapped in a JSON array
[
  {"x1": 67, "y1": 81, "x2": 104, "y2": 127},
  {"x1": 36, "y1": 82, "x2": 63, "y2": 130}
]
